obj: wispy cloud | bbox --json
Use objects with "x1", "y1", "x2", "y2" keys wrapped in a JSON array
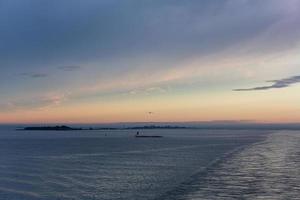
[
  {"x1": 20, "y1": 73, "x2": 48, "y2": 78},
  {"x1": 58, "y1": 66, "x2": 81, "y2": 71},
  {"x1": 234, "y1": 75, "x2": 300, "y2": 91},
  {"x1": 0, "y1": 93, "x2": 67, "y2": 112},
  {"x1": 128, "y1": 86, "x2": 168, "y2": 96}
]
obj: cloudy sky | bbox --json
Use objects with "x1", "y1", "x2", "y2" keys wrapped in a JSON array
[{"x1": 1, "y1": 0, "x2": 300, "y2": 123}]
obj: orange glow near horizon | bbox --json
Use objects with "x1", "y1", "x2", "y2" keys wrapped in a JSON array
[{"x1": 1, "y1": 84, "x2": 300, "y2": 124}]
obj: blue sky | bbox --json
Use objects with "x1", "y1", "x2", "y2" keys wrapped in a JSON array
[{"x1": 1, "y1": 0, "x2": 300, "y2": 123}]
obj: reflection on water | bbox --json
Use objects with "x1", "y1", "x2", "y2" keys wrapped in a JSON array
[
  {"x1": 1, "y1": 128, "x2": 299, "y2": 200},
  {"x1": 182, "y1": 131, "x2": 300, "y2": 200}
]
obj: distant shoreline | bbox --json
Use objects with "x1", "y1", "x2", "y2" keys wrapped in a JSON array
[
  {"x1": 18, "y1": 125, "x2": 190, "y2": 131},
  {"x1": 17, "y1": 124, "x2": 300, "y2": 131}
]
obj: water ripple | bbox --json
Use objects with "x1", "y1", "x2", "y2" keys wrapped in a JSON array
[{"x1": 183, "y1": 131, "x2": 300, "y2": 200}]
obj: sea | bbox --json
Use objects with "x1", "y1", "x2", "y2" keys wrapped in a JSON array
[{"x1": 0, "y1": 125, "x2": 299, "y2": 200}]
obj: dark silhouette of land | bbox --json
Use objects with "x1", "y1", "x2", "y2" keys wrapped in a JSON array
[
  {"x1": 18, "y1": 123, "x2": 300, "y2": 131},
  {"x1": 22, "y1": 126, "x2": 82, "y2": 131},
  {"x1": 135, "y1": 131, "x2": 163, "y2": 138},
  {"x1": 135, "y1": 135, "x2": 163, "y2": 138},
  {"x1": 19, "y1": 125, "x2": 188, "y2": 131}
]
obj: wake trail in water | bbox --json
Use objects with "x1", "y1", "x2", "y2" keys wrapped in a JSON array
[{"x1": 161, "y1": 131, "x2": 300, "y2": 200}]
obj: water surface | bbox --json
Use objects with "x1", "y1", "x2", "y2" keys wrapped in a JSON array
[{"x1": 1, "y1": 126, "x2": 298, "y2": 199}]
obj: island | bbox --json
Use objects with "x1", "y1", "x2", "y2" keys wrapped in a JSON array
[
  {"x1": 135, "y1": 135, "x2": 163, "y2": 138},
  {"x1": 134, "y1": 131, "x2": 163, "y2": 138},
  {"x1": 22, "y1": 125, "x2": 82, "y2": 131}
]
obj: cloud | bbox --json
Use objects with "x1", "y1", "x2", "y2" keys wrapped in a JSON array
[
  {"x1": 145, "y1": 87, "x2": 167, "y2": 94},
  {"x1": 20, "y1": 73, "x2": 48, "y2": 78},
  {"x1": 58, "y1": 66, "x2": 81, "y2": 71},
  {"x1": 127, "y1": 86, "x2": 168, "y2": 96},
  {"x1": 1, "y1": 0, "x2": 299, "y2": 70},
  {"x1": 0, "y1": 93, "x2": 67, "y2": 112},
  {"x1": 1, "y1": 0, "x2": 300, "y2": 114},
  {"x1": 234, "y1": 75, "x2": 300, "y2": 91}
]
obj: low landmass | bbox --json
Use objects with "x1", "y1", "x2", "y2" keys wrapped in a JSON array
[
  {"x1": 19, "y1": 125, "x2": 189, "y2": 131},
  {"x1": 18, "y1": 123, "x2": 300, "y2": 131},
  {"x1": 135, "y1": 135, "x2": 163, "y2": 138},
  {"x1": 22, "y1": 126, "x2": 82, "y2": 131},
  {"x1": 125, "y1": 125, "x2": 188, "y2": 130}
]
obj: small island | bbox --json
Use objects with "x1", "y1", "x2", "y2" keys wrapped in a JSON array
[
  {"x1": 125, "y1": 125, "x2": 188, "y2": 130},
  {"x1": 22, "y1": 126, "x2": 82, "y2": 131},
  {"x1": 135, "y1": 135, "x2": 163, "y2": 138},
  {"x1": 135, "y1": 131, "x2": 163, "y2": 138}
]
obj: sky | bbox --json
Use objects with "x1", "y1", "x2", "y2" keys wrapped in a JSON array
[{"x1": 1, "y1": 0, "x2": 300, "y2": 124}]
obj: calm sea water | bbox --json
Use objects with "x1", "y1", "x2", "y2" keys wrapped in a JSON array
[{"x1": 0, "y1": 126, "x2": 299, "y2": 200}]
